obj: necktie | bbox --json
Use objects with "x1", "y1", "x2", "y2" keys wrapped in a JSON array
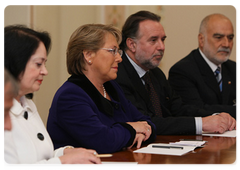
[
  {"x1": 215, "y1": 66, "x2": 222, "y2": 92},
  {"x1": 142, "y1": 72, "x2": 162, "y2": 117}
]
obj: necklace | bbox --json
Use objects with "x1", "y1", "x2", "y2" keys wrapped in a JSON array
[{"x1": 102, "y1": 85, "x2": 106, "y2": 98}]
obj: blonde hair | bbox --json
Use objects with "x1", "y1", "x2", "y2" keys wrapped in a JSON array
[{"x1": 66, "y1": 24, "x2": 122, "y2": 75}]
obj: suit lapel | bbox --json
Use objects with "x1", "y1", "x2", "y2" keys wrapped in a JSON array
[
  {"x1": 221, "y1": 64, "x2": 231, "y2": 104},
  {"x1": 121, "y1": 53, "x2": 154, "y2": 112},
  {"x1": 194, "y1": 50, "x2": 222, "y2": 99}
]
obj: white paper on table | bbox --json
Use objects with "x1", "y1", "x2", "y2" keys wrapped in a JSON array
[
  {"x1": 102, "y1": 162, "x2": 138, "y2": 166},
  {"x1": 169, "y1": 141, "x2": 206, "y2": 147},
  {"x1": 202, "y1": 130, "x2": 236, "y2": 137},
  {"x1": 133, "y1": 143, "x2": 196, "y2": 156}
]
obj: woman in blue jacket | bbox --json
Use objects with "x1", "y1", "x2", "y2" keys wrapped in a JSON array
[{"x1": 47, "y1": 24, "x2": 156, "y2": 154}]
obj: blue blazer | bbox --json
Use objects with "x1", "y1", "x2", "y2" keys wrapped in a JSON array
[{"x1": 47, "y1": 74, "x2": 156, "y2": 153}]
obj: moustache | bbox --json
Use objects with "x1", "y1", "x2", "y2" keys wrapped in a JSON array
[
  {"x1": 153, "y1": 51, "x2": 164, "y2": 57},
  {"x1": 217, "y1": 48, "x2": 230, "y2": 53}
]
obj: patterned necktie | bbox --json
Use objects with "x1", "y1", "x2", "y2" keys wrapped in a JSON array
[
  {"x1": 215, "y1": 66, "x2": 222, "y2": 92},
  {"x1": 142, "y1": 72, "x2": 162, "y2": 117}
]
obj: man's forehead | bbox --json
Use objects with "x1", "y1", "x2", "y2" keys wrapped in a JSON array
[
  {"x1": 138, "y1": 20, "x2": 166, "y2": 38},
  {"x1": 207, "y1": 18, "x2": 233, "y2": 32}
]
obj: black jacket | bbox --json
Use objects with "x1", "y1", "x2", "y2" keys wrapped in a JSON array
[
  {"x1": 169, "y1": 49, "x2": 236, "y2": 119},
  {"x1": 116, "y1": 52, "x2": 214, "y2": 135}
]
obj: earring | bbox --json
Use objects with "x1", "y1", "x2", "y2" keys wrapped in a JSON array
[{"x1": 88, "y1": 60, "x2": 92, "y2": 64}]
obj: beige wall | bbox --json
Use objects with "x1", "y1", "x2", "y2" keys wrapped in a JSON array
[
  {"x1": 4, "y1": 5, "x2": 236, "y2": 126},
  {"x1": 4, "y1": 6, "x2": 31, "y2": 26}
]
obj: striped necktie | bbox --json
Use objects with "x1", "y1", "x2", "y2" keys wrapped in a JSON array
[
  {"x1": 215, "y1": 66, "x2": 222, "y2": 92},
  {"x1": 142, "y1": 72, "x2": 162, "y2": 117}
]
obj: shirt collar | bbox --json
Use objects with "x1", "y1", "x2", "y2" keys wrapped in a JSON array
[
  {"x1": 199, "y1": 48, "x2": 221, "y2": 72},
  {"x1": 125, "y1": 52, "x2": 147, "y2": 78},
  {"x1": 10, "y1": 96, "x2": 32, "y2": 116}
]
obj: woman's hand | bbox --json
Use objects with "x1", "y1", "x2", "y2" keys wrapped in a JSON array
[
  {"x1": 127, "y1": 121, "x2": 151, "y2": 141},
  {"x1": 60, "y1": 147, "x2": 101, "y2": 164},
  {"x1": 128, "y1": 133, "x2": 146, "y2": 149}
]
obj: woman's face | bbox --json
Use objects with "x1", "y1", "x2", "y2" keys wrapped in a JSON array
[
  {"x1": 91, "y1": 33, "x2": 122, "y2": 82},
  {"x1": 19, "y1": 42, "x2": 48, "y2": 95}
]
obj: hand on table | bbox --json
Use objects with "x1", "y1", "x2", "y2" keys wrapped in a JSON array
[
  {"x1": 127, "y1": 121, "x2": 151, "y2": 141},
  {"x1": 202, "y1": 113, "x2": 236, "y2": 133},
  {"x1": 128, "y1": 133, "x2": 146, "y2": 149},
  {"x1": 60, "y1": 147, "x2": 101, "y2": 164}
]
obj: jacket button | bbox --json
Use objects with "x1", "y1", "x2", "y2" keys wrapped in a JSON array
[
  {"x1": 115, "y1": 104, "x2": 119, "y2": 109},
  {"x1": 24, "y1": 111, "x2": 28, "y2": 120},
  {"x1": 37, "y1": 133, "x2": 44, "y2": 141}
]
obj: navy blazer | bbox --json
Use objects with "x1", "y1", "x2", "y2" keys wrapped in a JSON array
[
  {"x1": 47, "y1": 74, "x2": 156, "y2": 154},
  {"x1": 169, "y1": 49, "x2": 236, "y2": 119},
  {"x1": 116, "y1": 52, "x2": 214, "y2": 135}
]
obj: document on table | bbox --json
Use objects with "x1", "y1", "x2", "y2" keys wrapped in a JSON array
[
  {"x1": 133, "y1": 143, "x2": 196, "y2": 156},
  {"x1": 102, "y1": 162, "x2": 138, "y2": 166},
  {"x1": 202, "y1": 130, "x2": 236, "y2": 137},
  {"x1": 169, "y1": 140, "x2": 206, "y2": 147}
]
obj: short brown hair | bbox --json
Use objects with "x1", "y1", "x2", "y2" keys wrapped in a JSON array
[{"x1": 66, "y1": 24, "x2": 122, "y2": 75}]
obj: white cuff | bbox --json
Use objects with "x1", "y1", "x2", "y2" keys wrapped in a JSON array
[
  {"x1": 195, "y1": 117, "x2": 202, "y2": 135},
  {"x1": 54, "y1": 146, "x2": 74, "y2": 157}
]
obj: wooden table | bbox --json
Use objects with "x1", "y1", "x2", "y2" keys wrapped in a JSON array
[{"x1": 101, "y1": 135, "x2": 236, "y2": 164}]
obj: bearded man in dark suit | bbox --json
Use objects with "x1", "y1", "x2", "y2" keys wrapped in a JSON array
[
  {"x1": 116, "y1": 11, "x2": 236, "y2": 135},
  {"x1": 169, "y1": 14, "x2": 236, "y2": 119}
]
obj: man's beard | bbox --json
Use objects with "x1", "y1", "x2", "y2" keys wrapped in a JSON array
[{"x1": 136, "y1": 51, "x2": 163, "y2": 70}]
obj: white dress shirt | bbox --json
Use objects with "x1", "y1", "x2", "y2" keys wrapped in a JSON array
[{"x1": 199, "y1": 49, "x2": 220, "y2": 72}]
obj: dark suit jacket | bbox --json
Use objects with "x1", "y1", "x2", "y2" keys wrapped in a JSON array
[
  {"x1": 169, "y1": 49, "x2": 236, "y2": 119},
  {"x1": 116, "y1": 52, "x2": 214, "y2": 135},
  {"x1": 47, "y1": 74, "x2": 156, "y2": 154}
]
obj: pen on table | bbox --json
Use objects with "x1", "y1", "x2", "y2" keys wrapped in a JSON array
[
  {"x1": 180, "y1": 139, "x2": 204, "y2": 141},
  {"x1": 96, "y1": 154, "x2": 113, "y2": 158},
  {"x1": 152, "y1": 145, "x2": 183, "y2": 149}
]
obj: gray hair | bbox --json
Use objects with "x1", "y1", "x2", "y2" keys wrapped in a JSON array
[{"x1": 199, "y1": 13, "x2": 232, "y2": 34}]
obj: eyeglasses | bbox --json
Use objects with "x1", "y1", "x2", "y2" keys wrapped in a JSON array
[{"x1": 100, "y1": 47, "x2": 123, "y2": 56}]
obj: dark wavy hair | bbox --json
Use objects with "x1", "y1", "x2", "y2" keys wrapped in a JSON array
[
  {"x1": 4, "y1": 25, "x2": 51, "y2": 98},
  {"x1": 120, "y1": 10, "x2": 161, "y2": 50}
]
